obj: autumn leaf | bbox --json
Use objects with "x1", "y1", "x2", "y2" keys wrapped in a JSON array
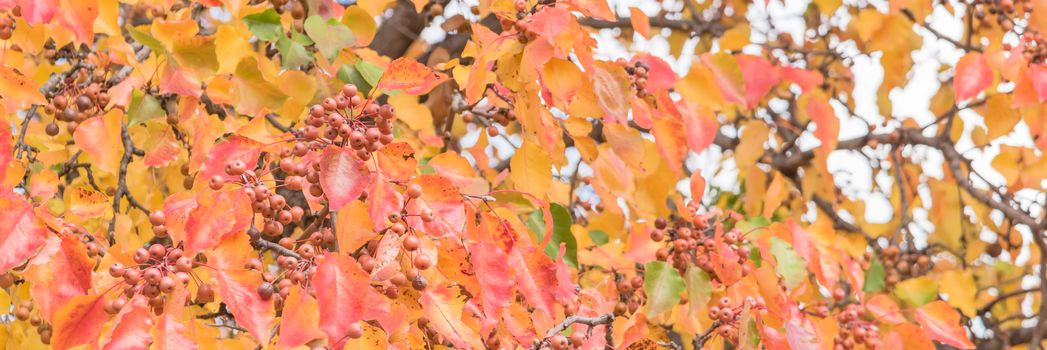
[
  {"x1": 216, "y1": 269, "x2": 274, "y2": 344},
  {"x1": 469, "y1": 241, "x2": 514, "y2": 322},
  {"x1": 312, "y1": 253, "x2": 383, "y2": 349},
  {"x1": 0, "y1": 188, "x2": 47, "y2": 272},
  {"x1": 914, "y1": 301, "x2": 976, "y2": 349},
  {"x1": 421, "y1": 285, "x2": 485, "y2": 350},
  {"x1": 73, "y1": 109, "x2": 124, "y2": 175},
  {"x1": 954, "y1": 53, "x2": 993, "y2": 102},
  {"x1": 50, "y1": 293, "x2": 108, "y2": 350},
  {"x1": 319, "y1": 146, "x2": 369, "y2": 210},
  {"x1": 629, "y1": 8, "x2": 650, "y2": 38},
  {"x1": 195, "y1": 135, "x2": 262, "y2": 188},
  {"x1": 643, "y1": 260, "x2": 684, "y2": 317},
  {"x1": 276, "y1": 286, "x2": 326, "y2": 349},
  {"x1": 0, "y1": 65, "x2": 46, "y2": 108},
  {"x1": 375, "y1": 57, "x2": 450, "y2": 95},
  {"x1": 100, "y1": 296, "x2": 153, "y2": 350}
]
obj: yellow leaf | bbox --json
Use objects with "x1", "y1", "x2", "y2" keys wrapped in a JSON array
[
  {"x1": 235, "y1": 56, "x2": 288, "y2": 116},
  {"x1": 387, "y1": 94, "x2": 434, "y2": 134},
  {"x1": 510, "y1": 141, "x2": 553, "y2": 199},
  {"x1": 0, "y1": 65, "x2": 45, "y2": 108},
  {"x1": 542, "y1": 58, "x2": 584, "y2": 108},
  {"x1": 982, "y1": 94, "x2": 1020, "y2": 141},
  {"x1": 676, "y1": 64, "x2": 726, "y2": 111},
  {"x1": 940, "y1": 270, "x2": 977, "y2": 317},
  {"x1": 215, "y1": 23, "x2": 254, "y2": 75},
  {"x1": 343, "y1": 6, "x2": 377, "y2": 46},
  {"x1": 719, "y1": 24, "x2": 750, "y2": 52}
]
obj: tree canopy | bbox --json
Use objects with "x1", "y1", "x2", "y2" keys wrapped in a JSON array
[{"x1": 0, "y1": 0, "x2": 1043, "y2": 349}]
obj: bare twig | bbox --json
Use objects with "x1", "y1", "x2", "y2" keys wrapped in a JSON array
[{"x1": 530, "y1": 314, "x2": 615, "y2": 350}]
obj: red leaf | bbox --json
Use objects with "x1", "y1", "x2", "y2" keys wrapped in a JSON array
[
  {"x1": 101, "y1": 296, "x2": 153, "y2": 350},
  {"x1": 184, "y1": 189, "x2": 252, "y2": 254},
  {"x1": 376, "y1": 58, "x2": 450, "y2": 95},
  {"x1": 865, "y1": 294, "x2": 906, "y2": 325},
  {"x1": 56, "y1": 0, "x2": 98, "y2": 44},
  {"x1": 631, "y1": 55, "x2": 676, "y2": 92},
  {"x1": 195, "y1": 135, "x2": 262, "y2": 188},
  {"x1": 0, "y1": 188, "x2": 47, "y2": 272},
  {"x1": 319, "y1": 146, "x2": 369, "y2": 211},
  {"x1": 312, "y1": 253, "x2": 380, "y2": 348},
  {"x1": 73, "y1": 112, "x2": 123, "y2": 174},
  {"x1": 405, "y1": 174, "x2": 466, "y2": 238},
  {"x1": 954, "y1": 53, "x2": 993, "y2": 101},
  {"x1": 914, "y1": 301, "x2": 976, "y2": 349},
  {"x1": 26, "y1": 236, "x2": 93, "y2": 319},
  {"x1": 1029, "y1": 64, "x2": 1047, "y2": 102},
  {"x1": 0, "y1": 119, "x2": 11, "y2": 179},
  {"x1": 678, "y1": 100, "x2": 719, "y2": 154},
  {"x1": 367, "y1": 173, "x2": 404, "y2": 232},
  {"x1": 420, "y1": 285, "x2": 485, "y2": 350},
  {"x1": 216, "y1": 269, "x2": 274, "y2": 344},
  {"x1": 51, "y1": 293, "x2": 109, "y2": 350},
  {"x1": 689, "y1": 171, "x2": 705, "y2": 204},
  {"x1": 736, "y1": 54, "x2": 781, "y2": 109},
  {"x1": 16, "y1": 0, "x2": 58, "y2": 24},
  {"x1": 527, "y1": 6, "x2": 572, "y2": 41},
  {"x1": 276, "y1": 286, "x2": 327, "y2": 349},
  {"x1": 508, "y1": 245, "x2": 558, "y2": 318},
  {"x1": 781, "y1": 67, "x2": 824, "y2": 93},
  {"x1": 151, "y1": 285, "x2": 197, "y2": 350},
  {"x1": 469, "y1": 241, "x2": 514, "y2": 322},
  {"x1": 802, "y1": 91, "x2": 838, "y2": 151},
  {"x1": 159, "y1": 67, "x2": 203, "y2": 97},
  {"x1": 700, "y1": 53, "x2": 746, "y2": 107}
]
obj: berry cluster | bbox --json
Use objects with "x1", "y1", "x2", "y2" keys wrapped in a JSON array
[
  {"x1": 505, "y1": 0, "x2": 539, "y2": 43},
  {"x1": 874, "y1": 245, "x2": 932, "y2": 288},
  {"x1": 972, "y1": 0, "x2": 1034, "y2": 32},
  {"x1": 1014, "y1": 30, "x2": 1047, "y2": 64},
  {"x1": 107, "y1": 243, "x2": 212, "y2": 315},
  {"x1": 832, "y1": 304, "x2": 882, "y2": 350},
  {"x1": 621, "y1": 60, "x2": 652, "y2": 97},
  {"x1": 0, "y1": 7, "x2": 18, "y2": 40},
  {"x1": 355, "y1": 186, "x2": 436, "y2": 295},
  {"x1": 43, "y1": 75, "x2": 111, "y2": 135},
  {"x1": 13, "y1": 300, "x2": 52, "y2": 344},
  {"x1": 544, "y1": 332, "x2": 587, "y2": 350},
  {"x1": 208, "y1": 159, "x2": 308, "y2": 237},
  {"x1": 708, "y1": 296, "x2": 767, "y2": 345},
  {"x1": 612, "y1": 273, "x2": 647, "y2": 316},
  {"x1": 650, "y1": 210, "x2": 753, "y2": 283},
  {"x1": 300, "y1": 84, "x2": 396, "y2": 161},
  {"x1": 269, "y1": 0, "x2": 306, "y2": 20},
  {"x1": 461, "y1": 105, "x2": 516, "y2": 138}
]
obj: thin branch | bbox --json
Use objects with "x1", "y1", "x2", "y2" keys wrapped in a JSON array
[
  {"x1": 530, "y1": 314, "x2": 615, "y2": 350},
  {"x1": 252, "y1": 238, "x2": 303, "y2": 259}
]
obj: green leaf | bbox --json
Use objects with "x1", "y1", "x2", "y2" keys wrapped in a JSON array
[
  {"x1": 304, "y1": 15, "x2": 354, "y2": 60},
  {"x1": 684, "y1": 266, "x2": 711, "y2": 316},
  {"x1": 525, "y1": 203, "x2": 578, "y2": 268},
  {"x1": 276, "y1": 36, "x2": 314, "y2": 69},
  {"x1": 588, "y1": 230, "x2": 609, "y2": 246},
  {"x1": 863, "y1": 257, "x2": 886, "y2": 293},
  {"x1": 644, "y1": 261, "x2": 685, "y2": 318},
  {"x1": 127, "y1": 90, "x2": 164, "y2": 126},
  {"x1": 894, "y1": 276, "x2": 939, "y2": 307},
  {"x1": 338, "y1": 64, "x2": 372, "y2": 96},
  {"x1": 769, "y1": 237, "x2": 807, "y2": 289},
  {"x1": 243, "y1": 9, "x2": 283, "y2": 41},
  {"x1": 355, "y1": 60, "x2": 384, "y2": 87},
  {"x1": 126, "y1": 26, "x2": 165, "y2": 55}
]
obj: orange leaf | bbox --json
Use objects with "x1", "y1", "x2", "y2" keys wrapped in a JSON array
[
  {"x1": 216, "y1": 269, "x2": 274, "y2": 344},
  {"x1": 195, "y1": 135, "x2": 261, "y2": 188},
  {"x1": 420, "y1": 285, "x2": 484, "y2": 350},
  {"x1": 629, "y1": 8, "x2": 650, "y2": 38},
  {"x1": 914, "y1": 301, "x2": 976, "y2": 349},
  {"x1": 26, "y1": 237, "x2": 93, "y2": 319},
  {"x1": 801, "y1": 90, "x2": 839, "y2": 151},
  {"x1": 0, "y1": 188, "x2": 47, "y2": 272},
  {"x1": 736, "y1": 54, "x2": 781, "y2": 109},
  {"x1": 57, "y1": 0, "x2": 98, "y2": 44},
  {"x1": 376, "y1": 57, "x2": 450, "y2": 95},
  {"x1": 50, "y1": 293, "x2": 108, "y2": 350},
  {"x1": 312, "y1": 253, "x2": 389, "y2": 349},
  {"x1": 0, "y1": 65, "x2": 46, "y2": 108},
  {"x1": 101, "y1": 296, "x2": 153, "y2": 350},
  {"x1": 954, "y1": 53, "x2": 993, "y2": 102},
  {"x1": 73, "y1": 110, "x2": 125, "y2": 175},
  {"x1": 184, "y1": 189, "x2": 252, "y2": 254},
  {"x1": 276, "y1": 286, "x2": 326, "y2": 349},
  {"x1": 590, "y1": 61, "x2": 632, "y2": 124},
  {"x1": 469, "y1": 241, "x2": 514, "y2": 324},
  {"x1": 689, "y1": 171, "x2": 705, "y2": 204}
]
